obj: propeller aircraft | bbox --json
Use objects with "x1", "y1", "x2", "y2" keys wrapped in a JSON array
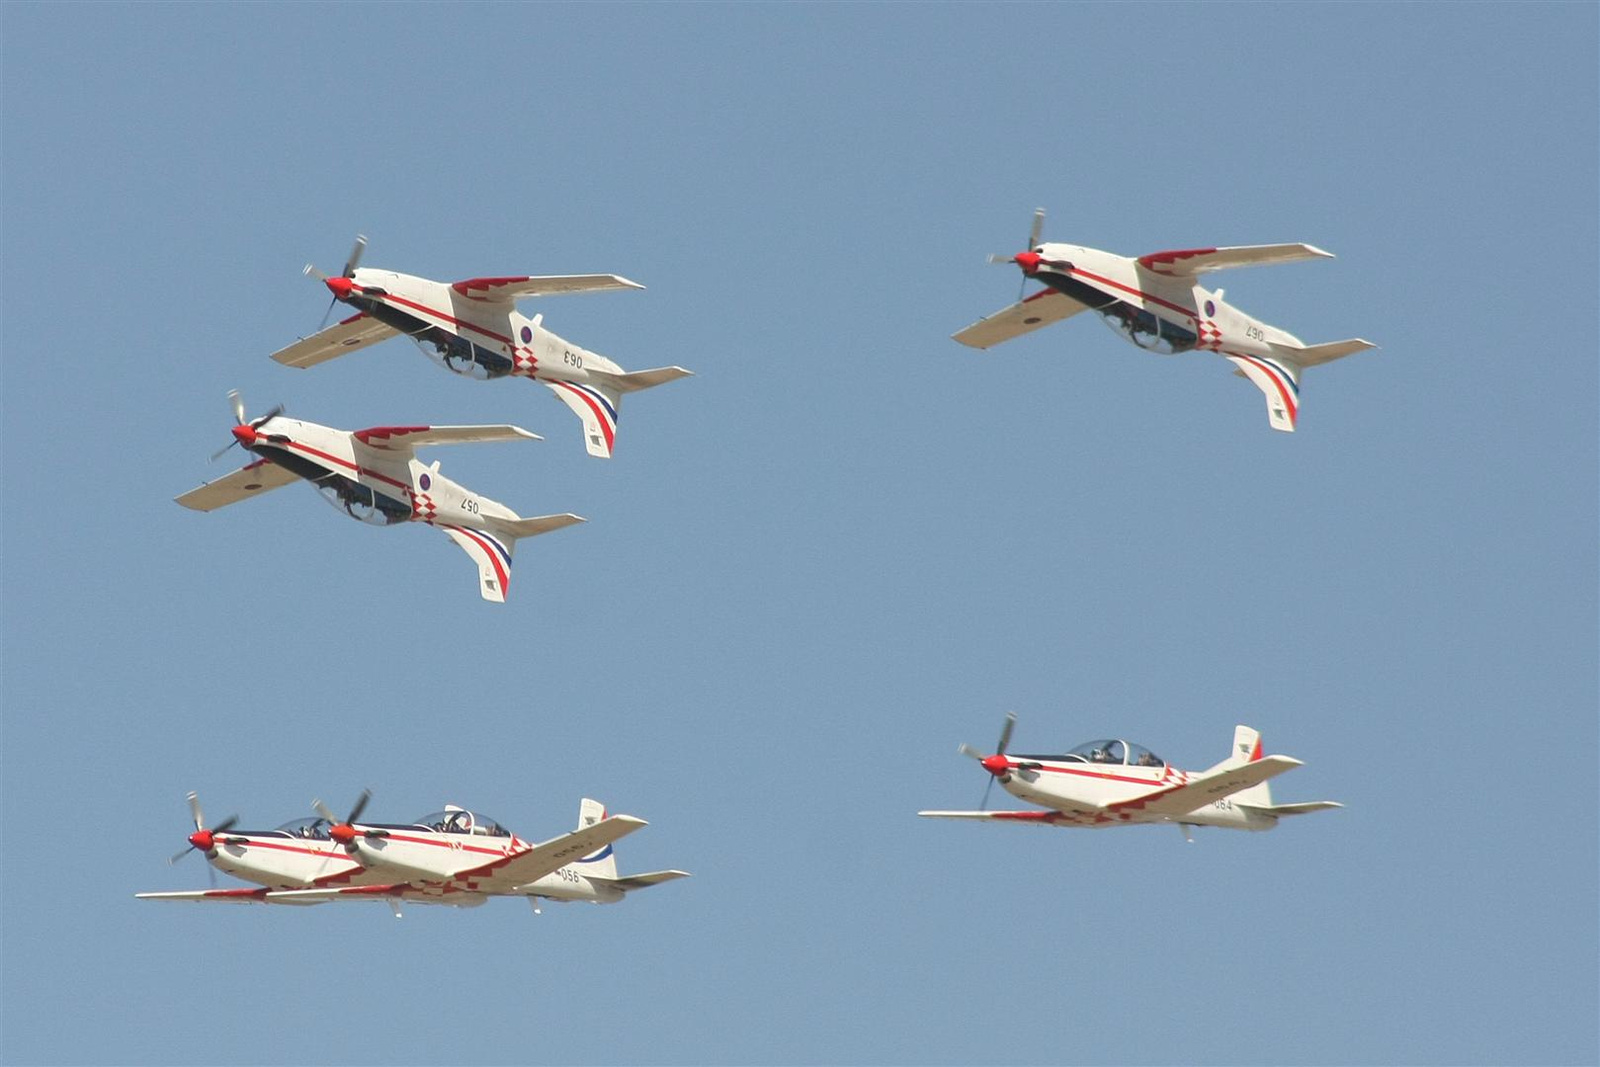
[
  {"x1": 139, "y1": 794, "x2": 689, "y2": 918},
  {"x1": 137, "y1": 791, "x2": 390, "y2": 903},
  {"x1": 953, "y1": 210, "x2": 1375, "y2": 432},
  {"x1": 919, "y1": 714, "x2": 1340, "y2": 838},
  {"x1": 272, "y1": 236, "x2": 692, "y2": 458},
  {"x1": 176, "y1": 391, "x2": 584, "y2": 602}
]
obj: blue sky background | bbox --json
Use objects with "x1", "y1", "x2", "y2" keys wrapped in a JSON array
[{"x1": 2, "y1": 4, "x2": 1595, "y2": 1064}]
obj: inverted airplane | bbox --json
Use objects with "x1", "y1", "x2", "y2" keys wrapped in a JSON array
[
  {"x1": 272, "y1": 237, "x2": 692, "y2": 458},
  {"x1": 919, "y1": 714, "x2": 1340, "y2": 837},
  {"x1": 139, "y1": 793, "x2": 687, "y2": 917},
  {"x1": 954, "y1": 210, "x2": 1375, "y2": 432},
  {"x1": 175, "y1": 391, "x2": 583, "y2": 602}
]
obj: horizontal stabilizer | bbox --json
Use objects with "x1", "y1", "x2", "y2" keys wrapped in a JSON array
[
  {"x1": 952, "y1": 288, "x2": 1090, "y2": 349},
  {"x1": 1238, "y1": 801, "x2": 1343, "y2": 817},
  {"x1": 602, "y1": 366, "x2": 695, "y2": 394},
  {"x1": 175, "y1": 459, "x2": 299, "y2": 512},
  {"x1": 601, "y1": 870, "x2": 692, "y2": 891},
  {"x1": 1137, "y1": 244, "x2": 1333, "y2": 277},
  {"x1": 1271, "y1": 338, "x2": 1377, "y2": 368},
  {"x1": 451, "y1": 275, "x2": 644, "y2": 303},
  {"x1": 271, "y1": 313, "x2": 400, "y2": 368},
  {"x1": 499, "y1": 513, "x2": 586, "y2": 540}
]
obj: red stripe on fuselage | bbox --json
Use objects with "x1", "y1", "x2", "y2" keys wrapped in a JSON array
[
  {"x1": 1061, "y1": 266, "x2": 1200, "y2": 323},
  {"x1": 354, "y1": 287, "x2": 513, "y2": 347}
]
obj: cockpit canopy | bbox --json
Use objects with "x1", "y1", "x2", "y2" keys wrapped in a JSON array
[
  {"x1": 1014, "y1": 739, "x2": 1165, "y2": 767},
  {"x1": 410, "y1": 809, "x2": 510, "y2": 838},
  {"x1": 271, "y1": 816, "x2": 333, "y2": 840}
]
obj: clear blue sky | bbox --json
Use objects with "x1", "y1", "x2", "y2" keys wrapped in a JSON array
[{"x1": 2, "y1": 4, "x2": 1595, "y2": 1064}]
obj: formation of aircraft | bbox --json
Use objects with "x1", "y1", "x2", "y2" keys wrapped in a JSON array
[
  {"x1": 954, "y1": 210, "x2": 1375, "y2": 432},
  {"x1": 176, "y1": 391, "x2": 583, "y2": 602},
  {"x1": 272, "y1": 237, "x2": 693, "y2": 458},
  {"x1": 919, "y1": 714, "x2": 1340, "y2": 838},
  {"x1": 139, "y1": 791, "x2": 688, "y2": 918},
  {"x1": 154, "y1": 225, "x2": 1355, "y2": 920}
]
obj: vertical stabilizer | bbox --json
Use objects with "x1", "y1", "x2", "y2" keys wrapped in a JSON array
[
  {"x1": 1228, "y1": 726, "x2": 1275, "y2": 807},
  {"x1": 575, "y1": 798, "x2": 618, "y2": 879}
]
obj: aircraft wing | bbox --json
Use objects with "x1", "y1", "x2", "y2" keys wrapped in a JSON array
[
  {"x1": 951, "y1": 288, "x2": 1091, "y2": 349},
  {"x1": 449, "y1": 815, "x2": 649, "y2": 893},
  {"x1": 136, "y1": 887, "x2": 323, "y2": 905},
  {"x1": 270, "y1": 313, "x2": 400, "y2": 368},
  {"x1": 1100, "y1": 756, "x2": 1304, "y2": 818},
  {"x1": 917, "y1": 809, "x2": 1095, "y2": 825},
  {"x1": 451, "y1": 275, "x2": 644, "y2": 303},
  {"x1": 1136, "y1": 244, "x2": 1334, "y2": 277},
  {"x1": 351, "y1": 424, "x2": 541, "y2": 452},
  {"x1": 175, "y1": 458, "x2": 299, "y2": 512}
]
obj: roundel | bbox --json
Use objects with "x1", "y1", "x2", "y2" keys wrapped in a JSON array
[
  {"x1": 1204, "y1": 300, "x2": 1216, "y2": 317},
  {"x1": 419, "y1": 473, "x2": 432, "y2": 491},
  {"x1": 520, "y1": 325, "x2": 533, "y2": 343}
]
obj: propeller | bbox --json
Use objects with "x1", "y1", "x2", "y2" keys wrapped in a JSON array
[
  {"x1": 169, "y1": 792, "x2": 239, "y2": 886},
  {"x1": 305, "y1": 234, "x2": 367, "y2": 329},
  {"x1": 210, "y1": 390, "x2": 285, "y2": 462},
  {"x1": 958, "y1": 712, "x2": 1017, "y2": 810},
  {"x1": 986, "y1": 208, "x2": 1047, "y2": 302},
  {"x1": 313, "y1": 788, "x2": 374, "y2": 853}
]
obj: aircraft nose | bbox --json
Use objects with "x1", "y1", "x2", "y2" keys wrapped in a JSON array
[
  {"x1": 980, "y1": 754, "x2": 1010, "y2": 777},
  {"x1": 188, "y1": 829, "x2": 214, "y2": 852},
  {"x1": 329, "y1": 824, "x2": 357, "y2": 845},
  {"x1": 231, "y1": 424, "x2": 258, "y2": 446},
  {"x1": 1013, "y1": 251, "x2": 1042, "y2": 274},
  {"x1": 324, "y1": 275, "x2": 356, "y2": 300}
]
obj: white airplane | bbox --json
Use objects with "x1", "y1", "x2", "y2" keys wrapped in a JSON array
[
  {"x1": 175, "y1": 391, "x2": 584, "y2": 603},
  {"x1": 271, "y1": 237, "x2": 692, "y2": 458},
  {"x1": 141, "y1": 796, "x2": 688, "y2": 917},
  {"x1": 919, "y1": 714, "x2": 1341, "y2": 837},
  {"x1": 136, "y1": 791, "x2": 390, "y2": 904},
  {"x1": 272, "y1": 798, "x2": 689, "y2": 916},
  {"x1": 953, "y1": 210, "x2": 1376, "y2": 432}
]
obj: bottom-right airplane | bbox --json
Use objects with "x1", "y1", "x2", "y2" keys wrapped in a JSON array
[{"x1": 919, "y1": 715, "x2": 1340, "y2": 838}]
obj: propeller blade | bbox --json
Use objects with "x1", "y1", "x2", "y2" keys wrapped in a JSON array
[
  {"x1": 207, "y1": 864, "x2": 217, "y2": 890},
  {"x1": 980, "y1": 775, "x2": 996, "y2": 811},
  {"x1": 212, "y1": 815, "x2": 239, "y2": 836},
  {"x1": 957, "y1": 742, "x2": 984, "y2": 761},
  {"x1": 304, "y1": 263, "x2": 329, "y2": 282},
  {"x1": 169, "y1": 844, "x2": 196, "y2": 866},
  {"x1": 318, "y1": 295, "x2": 339, "y2": 330},
  {"x1": 341, "y1": 235, "x2": 367, "y2": 278},
  {"x1": 346, "y1": 788, "x2": 372, "y2": 826},
  {"x1": 988, "y1": 253, "x2": 1015, "y2": 265},
  {"x1": 995, "y1": 712, "x2": 1017, "y2": 757},
  {"x1": 1027, "y1": 207, "x2": 1045, "y2": 250},
  {"x1": 209, "y1": 440, "x2": 239, "y2": 463},
  {"x1": 312, "y1": 798, "x2": 339, "y2": 824},
  {"x1": 227, "y1": 391, "x2": 246, "y2": 427},
  {"x1": 251, "y1": 403, "x2": 284, "y2": 428}
]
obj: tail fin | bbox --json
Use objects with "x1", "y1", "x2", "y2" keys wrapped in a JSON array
[
  {"x1": 574, "y1": 798, "x2": 618, "y2": 879},
  {"x1": 1227, "y1": 338, "x2": 1376, "y2": 433},
  {"x1": 442, "y1": 514, "x2": 584, "y2": 603},
  {"x1": 545, "y1": 381, "x2": 621, "y2": 458},
  {"x1": 1224, "y1": 725, "x2": 1275, "y2": 807}
]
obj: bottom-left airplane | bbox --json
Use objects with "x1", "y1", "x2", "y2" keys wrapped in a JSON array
[{"x1": 138, "y1": 791, "x2": 688, "y2": 917}]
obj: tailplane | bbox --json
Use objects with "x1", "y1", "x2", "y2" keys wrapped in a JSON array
[{"x1": 1228, "y1": 338, "x2": 1375, "y2": 433}]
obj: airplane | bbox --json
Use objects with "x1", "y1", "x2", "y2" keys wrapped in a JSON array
[
  {"x1": 270, "y1": 237, "x2": 693, "y2": 458},
  {"x1": 140, "y1": 795, "x2": 689, "y2": 918},
  {"x1": 953, "y1": 210, "x2": 1376, "y2": 432},
  {"x1": 175, "y1": 391, "x2": 584, "y2": 603},
  {"x1": 135, "y1": 791, "x2": 390, "y2": 904},
  {"x1": 919, "y1": 714, "x2": 1341, "y2": 838}
]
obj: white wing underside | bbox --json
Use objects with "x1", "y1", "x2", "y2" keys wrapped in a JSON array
[
  {"x1": 1137, "y1": 244, "x2": 1333, "y2": 277},
  {"x1": 271, "y1": 314, "x2": 401, "y2": 368},
  {"x1": 351, "y1": 424, "x2": 541, "y2": 457},
  {"x1": 452, "y1": 274, "x2": 644, "y2": 303},
  {"x1": 175, "y1": 459, "x2": 300, "y2": 511},
  {"x1": 951, "y1": 288, "x2": 1090, "y2": 349}
]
